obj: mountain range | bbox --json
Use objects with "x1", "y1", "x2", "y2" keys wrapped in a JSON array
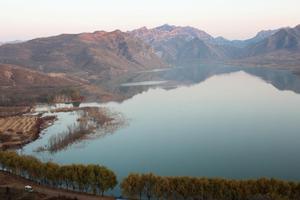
[
  {"x1": 0, "y1": 24, "x2": 300, "y2": 104},
  {"x1": 130, "y1": 24, "x2": 219, "y2": 64},
  {"x1": 1, "y1": 24, "x2": 300, "y2": 73},
  {"x1": 214, "y1": 29, "x2": 279, "y2": 48},
  {"x1": 0, "y1": 30, "x2": 165, "y2": 77},
  {"x1": 130, "y1": 24, "x2": 300, "y2": 68}
]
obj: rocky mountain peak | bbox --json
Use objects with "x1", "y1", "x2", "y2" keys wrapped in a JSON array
[{"x1": 156, "y1": 24, "x2": 176, "y2": 32}]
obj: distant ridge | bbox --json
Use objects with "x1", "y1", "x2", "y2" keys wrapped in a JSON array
[
  {"x1": 130, "y1": 24, "x2": 217, "y2": 64},
  {"x1": 214, "y1": 29, "x2": 279, "y2": 48},
  {"x1": 129, "y1": 24, "x2": 300, "y2": 69},
  {"x1": 0, "y1": 24, "x2": 300, "y2": 75},
  {"x1": 0, "y1": 30, "x2": 166, "y2": 77},
  {"x1": 0, "y1": 24, "x2": 300, "y2": 104},
  {"x1": 233, "y1": 25, "x2": 300, "y2": 69}
]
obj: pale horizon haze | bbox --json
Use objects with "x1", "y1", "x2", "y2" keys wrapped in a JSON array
[{"x1": 0, "y1": 0, "x2": 300, "y2": 41}]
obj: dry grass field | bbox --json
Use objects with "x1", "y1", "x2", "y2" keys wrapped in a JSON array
[{"x1": 0, "y1": 116, "x2": 39, "y2": 149}]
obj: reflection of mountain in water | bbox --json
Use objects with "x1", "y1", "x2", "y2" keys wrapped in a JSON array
[
  {"x1": 112, "y1": 64, "x2": 300, "y2": 100},
  {"x1": 243, "y1": 67, "x2": 300, "y2": 94}
]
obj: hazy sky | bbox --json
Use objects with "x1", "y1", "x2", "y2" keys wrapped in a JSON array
[{"x1": 1, "y1": 0, "x2": 300, "y2": 41}]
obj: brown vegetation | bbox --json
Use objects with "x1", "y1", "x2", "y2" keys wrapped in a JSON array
[
  {"x1": 0, "y1": 115, "x2": 56, "y2": 150},
  {"x1": 0, "y1": 31, "x2": 165, "y2": 75},
  {"x1": 79, "y1": 107, "x2": 115, "y2": 127},
  {"x1": 0, "y1": 64, "x2": 84, "y2": 106},
  {"x1": 36, "y1": 125, "x2": 90, "y2": 153},
  {"x1": 36, "y1": 107, "x2": 126, "y2": 153},
  {"x1": 121, "y1": 173, "x2": 300, "y2": 200},
  {"x1": 50, "y1": 107, "x2": 83, "y2": 113},
  {"x1": 0, "y1": 64, "x2": 123, "y2": 106}
]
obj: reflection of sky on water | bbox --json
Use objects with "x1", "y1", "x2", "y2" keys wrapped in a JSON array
[{"x1": 21, "y1": 67, "x2": 300, "y2": 195}]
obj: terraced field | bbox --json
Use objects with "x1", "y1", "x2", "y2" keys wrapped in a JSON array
[{"x1": 0, "y1": 116, "x2": 39, "y2": 149}]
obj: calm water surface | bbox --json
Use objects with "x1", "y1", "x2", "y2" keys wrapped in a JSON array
[{"x1": 22, "y1": 68, "x2": 300, "y2": 193}]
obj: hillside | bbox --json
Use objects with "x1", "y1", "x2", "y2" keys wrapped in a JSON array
[
  {"x1": 0, "y1": 30, "x2": 165, "y2": 77},
  {"x1": 129, "y1": 24, "x2": 283, "y2": 65},
  {"x1": 0, "y1": 24, "x2": 300, "y2": 87},
  {"x1": 130, "y1": 24, "x2": 214, "y2": 44},
  {"x1": 232, "y1": 25, "x2": 300, "y2": 70},
  {"x1": 129, "y1": 24, "x2": 221, "y2": 64},
  {"x1": 0, "y1": 64, "x2": 78, "y2": 88},
  {"x1": 214, "y1": 29, "x2": 279, "y2": 48},
  {"x1": 246, "y1": 25, "x2": 300, "y2": 56},
  {"x1": 130, "y1": 24, "x2": 300, "y2": 69},
  {"x1": 0, "y1": 64, "x2": 84, "y2": 105},
  {"x1": 175, "y1": 38, "x2": 224, "y2": 64},
  {"x1": 1, "y1": 25, "x2": 299, "y2": 74}
]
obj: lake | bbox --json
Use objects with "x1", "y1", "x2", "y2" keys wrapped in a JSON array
[{"x1": 21, "y1": 65, "x2": 300, "y2": 194}]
